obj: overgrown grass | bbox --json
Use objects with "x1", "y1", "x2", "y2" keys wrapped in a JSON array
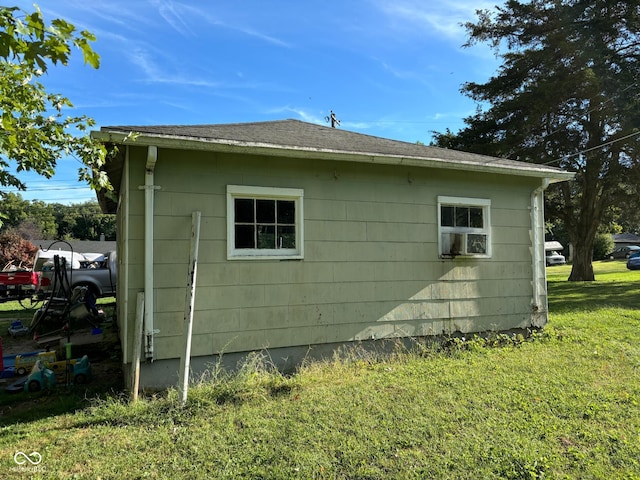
[{"x1": 1, "y1": 266, "x2": 639, "y2": 478}]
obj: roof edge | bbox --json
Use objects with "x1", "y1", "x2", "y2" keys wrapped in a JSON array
[{"x1": 91, "y1": 129, "x2": 575, "y2": 182}]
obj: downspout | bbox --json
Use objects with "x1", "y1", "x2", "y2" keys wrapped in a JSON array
[
  {"x1": 531, "y1": 178, "x2": 550, "y2": 323},
  {"x1": 122, "y1": 146, "x2": 130, "y2": 364},
  {"x1": 143, "y1": 146, "x2": 159, "y2": 361}
]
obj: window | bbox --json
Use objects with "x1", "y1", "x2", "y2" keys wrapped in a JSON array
[
  {"x1": 438, "y1": 196, "x2": 491, "y2": 258},
  {"x1": 227, "y1": 185, "x2": 304, "y2": 259}
]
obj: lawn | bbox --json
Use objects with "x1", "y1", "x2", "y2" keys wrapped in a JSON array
[{"x1": 0, "y1": 262, "x2": 639, "y2": 479}]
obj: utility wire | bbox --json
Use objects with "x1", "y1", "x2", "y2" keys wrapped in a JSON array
[
  {"x1": 510, "y1": 82, "x2": 639, "y2": 161},
  {"x1": 544, "y1": 129, "x2": 640, "y2": 166}
]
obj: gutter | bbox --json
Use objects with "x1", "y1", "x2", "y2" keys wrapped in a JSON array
[
  {"x1": 531, "y1": 178, "x2": 550, "y2": 321},
  {"x1": 141, "y1": 146, "x2": 159, "y2": 361}
]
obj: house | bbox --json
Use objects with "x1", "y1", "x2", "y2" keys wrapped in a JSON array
[
  {"x1": 612, "y1": 233, "x2": 640, "y2": 248},
  {"x1": 31, "y1": 239, "x2": 117, "y2": 256},
  {"x1": 92, "y1": 119, "x2": 574, "y2": 390}
]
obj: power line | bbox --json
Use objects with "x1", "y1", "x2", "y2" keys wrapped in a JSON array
[
  {"x1": 544, "y1": 129, "x2": 640, "y2": 166},
  {"x1": 2, "y1": 185, "x2": 91, "y2": 192},
  {"x1": 509, "y1": 82, "x2": 639, "y2": 161}
]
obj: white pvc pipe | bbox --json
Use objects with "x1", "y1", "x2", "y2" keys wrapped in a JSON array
[
  {"x1": 121, "y1": 147, "x2": 130, "y2": 365},
  {"x1": 144, "y1": 146, "x2": 158, "y2": 361},
  {"x1": 179, "y1": 211, "x2": 201, "y2": 406}
]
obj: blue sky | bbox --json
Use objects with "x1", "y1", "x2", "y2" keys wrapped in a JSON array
[{"x1": 8, "y1": 0, "x2": 499, "y2": 204}]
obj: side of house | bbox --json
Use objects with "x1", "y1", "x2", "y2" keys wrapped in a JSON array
[{"x1": 112, "y1": 144, "x2": 552, "y2": 388}]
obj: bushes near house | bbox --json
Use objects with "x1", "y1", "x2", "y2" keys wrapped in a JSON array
[
  {"x1": 0, "y1": 262, "x2": 639, "y2": 478},
  {"x1": 593, "y1": 232, "x2": 615, "y2": 260}
]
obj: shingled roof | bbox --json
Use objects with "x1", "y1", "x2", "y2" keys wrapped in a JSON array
[{"x1": 93, "y1": 119, "x2": 573, "y2": 211}]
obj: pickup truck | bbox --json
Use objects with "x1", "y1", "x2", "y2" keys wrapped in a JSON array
[
  {"x1": 0, "y1": 269, "x2": 41, "y2": 303},
  {"x1": 39, "y1": 250, "x2": 117, "y2": 298}
]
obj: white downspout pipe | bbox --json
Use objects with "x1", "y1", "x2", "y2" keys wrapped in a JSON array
[
  {"x1": 121, "y1": 146, "x2": 130, "y2": 365},
  {"x1": 143, "y1": 146, "x2": 158, "y2": 361},
  {"x1": 531, "y1": 178, "x2": 550, "y2": 322}
]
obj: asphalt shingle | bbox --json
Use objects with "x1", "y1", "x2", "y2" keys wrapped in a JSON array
[{"x1": 99, "y1": 119, "x2": 569, "y2": 176}]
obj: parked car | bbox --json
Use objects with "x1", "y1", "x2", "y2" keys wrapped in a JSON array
[
  {"x1": 627, "y1": 255, "x2": 640, "y2": 270},
  {"x1": 607, "y1": 245, "x2": 640, "y2": 259},
  {"x1": 38, "y1": 250, "x2": 117, "y2": 298},
  {"x1": 545, "y1": 250, "x2": 566, "y2": 266}
]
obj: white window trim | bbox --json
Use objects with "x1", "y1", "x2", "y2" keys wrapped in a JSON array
[
  {"x1": 227, "y1": 185, "x2": 304, "y2": 260},
  {"x1": 437, "y1": 196, "x2": 492, "y2": 259}
]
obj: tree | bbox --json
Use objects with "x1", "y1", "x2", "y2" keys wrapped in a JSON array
[
  {"x1": 52, "y1": 201, "x2": 116, "y2": 240},
  {"x1": 0, "y1": 5, "x2": 110, "y2": 197},
  {"x1": 0, "y1": 192, "x2": 56, "y2": 237},
  {"x1": 433, "y1": 0, "x2": 640, "y2": 281}
]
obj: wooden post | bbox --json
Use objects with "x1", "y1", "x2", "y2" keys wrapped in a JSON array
[
  {"x1": 179, "y1": 211, "x2": 201, "y2": 406},
  {"x1": 131, "y1": 291, "x2": 145, "y2": 402}
]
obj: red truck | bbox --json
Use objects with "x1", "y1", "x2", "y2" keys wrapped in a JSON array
[{"x1": 0, "y1": 269, "x2": 41, "y2": 303}]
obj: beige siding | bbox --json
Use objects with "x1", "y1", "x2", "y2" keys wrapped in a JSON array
[{"x1": 120, "y1": 146, "x2": 547, "y2": 361}]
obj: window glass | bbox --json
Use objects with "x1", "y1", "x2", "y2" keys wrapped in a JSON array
[
  {"x1": 256, "y1": 199, "x2": 275, "y2": 223},
  {"x1": 469, "y1": 207, "x2": 483, "y2": 228},
  {"x1": 235, "y1": 225, "x2": 255, "y2": 249},
  {"x1": 455, "y1": 207, "x2": 470, "y2": 227},
  {"x1": 441, "y1": 206, "x2": 454, "y2": 227},
  {"x1": 257, "y1": 225, "x2": 275, "y2": 249},
  {"x1": 235, "y1": 198, "x2": 254, "y2": 223},
  {"x1": 278, "y1": 225, "x2": 296, "y2": 249},
  {"x1": 277, "y1": 200, "x2": 295, "y2": 224}
]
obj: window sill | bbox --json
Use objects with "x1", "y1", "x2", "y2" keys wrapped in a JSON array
[
  {"x1": 439, "y1": 254, "x2": 491, "y2": 260},
  {"x1": 228, "y1": 254, "x2": 304, "y2": 261}
]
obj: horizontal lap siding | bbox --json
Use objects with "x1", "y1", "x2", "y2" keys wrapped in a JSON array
[{"x1": 123, "y1": 147, "x2": 544, "y2": 361}]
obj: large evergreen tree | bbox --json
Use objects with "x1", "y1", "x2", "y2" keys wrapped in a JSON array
[{"x1": 433, "y1": 0, "x2": 640, "y2": 281}]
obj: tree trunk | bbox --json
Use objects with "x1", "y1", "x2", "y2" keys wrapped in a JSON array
[
  {"x1": 567, "y1": 206, "x2": 598, "y2": 281},
  {"x1": 568, "y1": 243, "x2": 595, "y2": 281}
]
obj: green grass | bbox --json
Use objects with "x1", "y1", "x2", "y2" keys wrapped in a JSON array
[
  {"x1": 547, "y1": 260, "x2": 640, "y2": 312},
  {"x1": 1, "y1": 267, "x2": 639, "y2": 479}
]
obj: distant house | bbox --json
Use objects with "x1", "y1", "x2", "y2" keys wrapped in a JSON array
[
  {"x1": 612, "y1": 233, "x2": 640, "y2": 248},
  {"x1": 93, "y1": 119, "x2": 573, "y2": 390},
  {"x1": 31, "y1": 239, "x2": 116, "y2": 255}
]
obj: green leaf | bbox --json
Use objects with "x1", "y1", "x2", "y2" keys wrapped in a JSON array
[{"x1": 0, "y1": 5, "x2": 108, "y2": 193}]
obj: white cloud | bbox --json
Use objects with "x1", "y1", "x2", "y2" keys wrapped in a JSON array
[
  {"x1": 268, "y1": 107, "x2": 326, "y2": 125},
  {"x1": 372, "y1": 0, "x2": 495, "y2": 42},
  {"x1": 149, "y1": 0, "x2": 194, "y2": 37},
  {"x1": 127, "y1": 48, "x2": 221, "y2": 87},
  {"x1": 166, "y1": 2, "x2": 292, "y2": 48}
]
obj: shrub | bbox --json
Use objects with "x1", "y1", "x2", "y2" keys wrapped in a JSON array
[{"x1": 593, "y1": 232, "x2": 615, "y2": 260}]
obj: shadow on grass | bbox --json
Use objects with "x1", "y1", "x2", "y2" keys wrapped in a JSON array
[
  {"x1": 0, "y1": 384, "x2": 124, "y2": 427},
  {"x1": 548, "y1": 279, "x2": 640, "y2": 313}
]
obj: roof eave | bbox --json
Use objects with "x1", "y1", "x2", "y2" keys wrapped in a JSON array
[{"x1": 91, "y1": 130, "x2": 575, "y2": 182}]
